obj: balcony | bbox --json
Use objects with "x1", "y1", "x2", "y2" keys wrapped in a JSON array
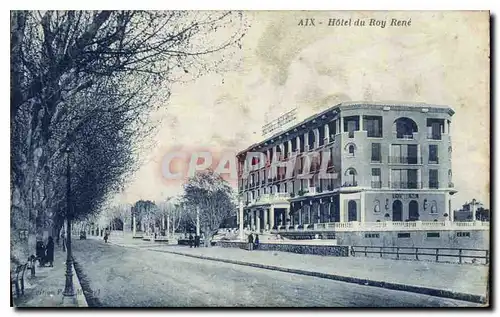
[
  {"x1": 389, "y1": 181, "x2": 422, "y2": 189},
  {"x1": 371, "y1": 181, "x2": 382, "y2": 189},
  {"x1": 388, "y1": 156, "x2": 423, "y2": 164},
  {"x1": 307, "y1": 187, "x2": 317, "y2": 195},
  {"x1": 342, "y1": 180, "x2": 358, "y2": 187},
  {"x1": 427, "y1": 132, "x2": 442, "y2": 140},
  {"x1": 429, "y1": 182, "x2": 439, "y2": 189},
  {"x1": 428, "y1": 157, "x2": 439, "y2": 164}
]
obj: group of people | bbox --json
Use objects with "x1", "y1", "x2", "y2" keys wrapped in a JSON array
[
  {"x1": 247, "y1": 233, "x2": 260, "y2": 251},
  {"x1": 36, "y1": 237, "x2": 55, "y2": 267},
  {"x1": 35, "y1": 230, "x2": 68, "y2": 267},
  {"x1": 188, "y1": 234, "x2": 201, "y2": 248}
]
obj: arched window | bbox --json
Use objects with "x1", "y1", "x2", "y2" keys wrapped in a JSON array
[
  {"x1": 349, "y1": 144, "x2": 355, "y2": 155},
  {"x1": 394, "y1": 117, "x2": 418, "y2": 139},
  {"x1": 392, "y1": 200, "x2": 403, "y2": 221},
  {"x1": 409, "y1": 200, "x2": 419, "y2": 221},
  {"x1": 344, "y1": 168, "x2": 357, "y2": 186},
  {"x1": 345, "y1": 143, "x2": 356, "y2": 156}
]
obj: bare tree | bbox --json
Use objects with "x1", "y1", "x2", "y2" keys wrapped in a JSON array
[{"x1": 10, "y1": 10, "x2": 247, "y2": 261}]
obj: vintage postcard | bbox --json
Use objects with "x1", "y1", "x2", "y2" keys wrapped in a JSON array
[{"x1": 10, "y1": 10, "x2": 490, "y2": 308}]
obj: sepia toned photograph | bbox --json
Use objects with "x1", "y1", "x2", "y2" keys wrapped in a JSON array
[{"x1": 10, "y1": 10, "x2": 490, "y2": 308}]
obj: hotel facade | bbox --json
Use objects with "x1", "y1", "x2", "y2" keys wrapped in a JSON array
[{"x1": 236, "y1": 102, "x2": 465, "y2": 235}]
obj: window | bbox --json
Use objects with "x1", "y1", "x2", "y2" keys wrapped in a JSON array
[
  {"x1": 427, "y1": 232, "x2": 440, "y2": 238},
  {"x1": 348, "y1": 144, "x2": 355, "y2": 155},
  {"x1": 371, "y1": 143, "x2": 381, "y2": 162},
  {"x1": 344, "y1": 168, "x2": 357, "y2": 186},
  {"x1": 429, "y1": 169, "x2": 439, "y2": 188},
  {"x1": 397, "y1": 233, "x2": 411, "y2": 238},
  {"x1": 457, "y1": 232, "x2": 471, "y2": 238},
  {"x1": 344, "y1": 116, "x2": 360, "y2": 138},
  {"x1": 394, "y1": 117, "x2": 418, "y2": 139},
  {"x1": 364, "y1": 116, "x2": 383, "y2": 137},
  {"x1": 371, "y1": 168, "x2": 381, "y2": 188},
  {"x1": 427, "y1": 119, "x2": 444, "y2": 140},
  {"x1": 390, "y1": 169, "x2": 420, "y2": 189},
  {"x1": 429, "y1": 145, "x2": 439, "y2": 164},
  {"x1": 345, "y1": 143, "x2": 356, "y2": 156},
  {"x1": 365, "y1": 233, "x2": 380, "y2": 238}
]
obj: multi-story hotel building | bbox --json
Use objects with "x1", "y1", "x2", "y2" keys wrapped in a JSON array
[{"x1": 236, "y1": 102, "x2": 458, "y2": 234}]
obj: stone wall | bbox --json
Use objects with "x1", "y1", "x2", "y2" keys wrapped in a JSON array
[{"x1": 216, "y1": 241, "x2": 349, "y2": 257}]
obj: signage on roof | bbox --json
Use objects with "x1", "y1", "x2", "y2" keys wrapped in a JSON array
[{"x1": 262, "y1": 108, "x2": 297, "y2": 137}]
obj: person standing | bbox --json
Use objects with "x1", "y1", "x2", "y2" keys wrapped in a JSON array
[
  {"x1": 194, "y1": 235, "x2": 200, "y2": 248},
  {"x1": 254, "y1": 234, "x2": 260, "y2": 250},
  {"x1": 45, "y1": 237, "x2": 55, "y2": 267},
  {"x1": 104, "y1": 231, "x2": 109, "y2": 243},
  {"x1": 189, "y1": 234, "x2": 194, "y2": 248},
  {"x1": 247, "y1": 233, "x2": 254, "y2": 251}
]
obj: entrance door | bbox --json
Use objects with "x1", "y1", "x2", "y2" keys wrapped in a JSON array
[
  {"x1": 409, "y1": 200, "x2": 419, "y2": 221},
  {"x1": 392, "y1": 200, "x2": 403, "y2": 221},
  {"x1": 348, "y1": 200, "x2": 357, "y2": 221}
]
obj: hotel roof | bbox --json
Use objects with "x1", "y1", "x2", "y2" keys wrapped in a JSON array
[{"x1": 237, "y1": 101, "x2": 455, "y2": 156}]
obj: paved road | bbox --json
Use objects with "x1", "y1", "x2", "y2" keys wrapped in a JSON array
[{"x1": 72, "y1": 239, "x2": 478, "y2": 307}]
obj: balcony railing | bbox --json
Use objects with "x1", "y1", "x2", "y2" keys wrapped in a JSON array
[
  {"x1": 342, "y1": 180, "x2": 358, "y2": 187},
  {"x1": 427, "y1": 132, "x2": 442, "y2": 140},
  {"x1": 429, "y1": 182, "x2": 439, "y2": 189},
  {"x1": 274, "y1": 220, "x2": 489, "y2": 232},
  {"x1": 306, "y1": 187, "x2": 317, "y2": 195},
  {"x1": 389, "y1": 181, "x2": 422, "y2": 189},
  {"x1": 428, "y1": 157, "x2": 439, "y2": 164},
  {"x1": 388, "y1": 156, "x2": 423, "y2": 164},
  {"x1": 371, "y1": 181, "x2": 382, "y2": 188}
]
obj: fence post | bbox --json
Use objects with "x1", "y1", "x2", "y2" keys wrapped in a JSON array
[
  {"x1": 435, "y1": 248, "x2": 439, "y2": 262},
  {"x1": 364, "y1": 246, "x2": 367, "y2": 257},
  {"x1": 459, "y1": 249, "x2": 462, "y2": 264},
  {"x1": 396, "y1": 247, "x2": 399, "y2": 260},
  {"x1": 380, "y1": 247, "x2": 383, "y2": 258},
  {"x1": 415, "y1": 248, "x2": 419, "y2": 261}
]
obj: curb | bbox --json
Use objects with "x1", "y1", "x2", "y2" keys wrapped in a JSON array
[
  {"x1": 72, "y1": 257, "x2": 102, "y2": 307},
  {"x1": 150, "y1": 249, "x2": 487, "y2": 305}
]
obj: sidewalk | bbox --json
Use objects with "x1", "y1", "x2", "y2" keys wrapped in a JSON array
[
  {"x1": 146, "y1": 245, "x2": 489, "y2": 304},
  {"x1": 12, "y1": 248, "x2": 88, "y2": 308}
]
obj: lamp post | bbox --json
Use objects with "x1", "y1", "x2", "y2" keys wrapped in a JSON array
[{"x1": 62, "y1": 146, "x2": 76, "y2": 306}]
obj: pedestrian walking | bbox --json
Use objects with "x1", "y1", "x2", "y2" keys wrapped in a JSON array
[
  {"x1": 189, "y1": 234, "x2": 194, "y2": 248},
  {"x1": 194, "y1": 235, "x2": 200, "y2": 248},
  {"x1": 45, "y1": 236, "x2": 54, "y2": 267},
  {"x1": 247, "y1": 233, "x2": 254, "y2": 251},
  {"x1": 254, "y1": 234, "x2": 260, "y2": 250},
  {"x1": 104, "y1": 231, "x2": 109, "y2": 243}
]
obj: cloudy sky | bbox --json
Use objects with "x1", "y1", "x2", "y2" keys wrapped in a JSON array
[{"x1": 115, "y1": 11, "x2": 489, "y2": 211}]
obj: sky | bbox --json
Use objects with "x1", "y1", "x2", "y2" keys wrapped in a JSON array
[{"x1": 113, "y1": 11, "x2": 490, "y2": 211}]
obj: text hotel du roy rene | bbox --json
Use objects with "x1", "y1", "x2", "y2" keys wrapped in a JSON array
[{"x1": 297, "y1": 17, "x2": 412, "y2": 28}]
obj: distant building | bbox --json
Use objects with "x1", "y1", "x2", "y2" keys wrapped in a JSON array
[{"x1": 454, "y1": 201, "x2": 487, "y2": 221}]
